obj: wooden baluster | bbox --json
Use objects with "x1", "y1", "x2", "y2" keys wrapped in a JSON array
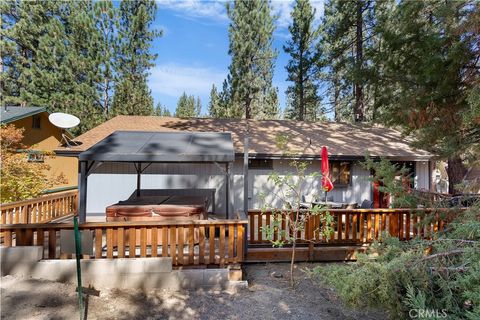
[
  {"x1": 151, "y1": 227, "x2": 158, "y2": 257},
  {"x1": 36, "y1": 228, "x2": 44, "y2": 247},
  {"x1": 199, "y1": 225, "x2": 205, "y2": 265},
  {"x1": 374, "y1": 214, "x2": 380, "y2": 240},
  {"x1": 170, "y1": 226, "x2": 177, "y2": 265},
  {"x1": 209, "y1": 225, "x2": 215, "y2": 264},
  {"x1": 265, "y1": 212, "x2": 271, "y2": 242},
  {"x1": 219, "y1": 225, "x2": 225, "y2": 267},
  {"x1": 366, "y1": 213, "x2": 372, "y2": 242},
  {"x1": 48, "y1": 229, "x2": 56, "y2": 259},
  {"x1": 381, "y1": 213, "x2": 387, "y2": 240},
  {"x1": 162, "y1": 227, "x2": 168, "y2": 257},
  {"x1": 405, "y1": 213, "x2": 411, "y2": 240},
  {"x1": 337, "y1": 213, "x2": 342, "y2": 241},
  {"x1": 228, "y1": 224, "x2": 234, "y2": 263},
  {"x1": 352, "y1": 213, "x2": 357, "y2": 242},
  {"x1": 129, "y1": 228, "x2": 136, "y2": 258},
  {"x1": 177, "y1": 226, "x2": 184, "y2": 265},
  {"x1": 9, "y1": 209, "x2": 14, "y2": 224},
  {"x1": 237, "y1": 224, "x2": 244, "y2": 263},
  {"x1": 4, "y1": 230, "x2": 12, "y2": 247},
  {"x1": 25, "y1": 228, "x2": 33, "y2": 245},
  {"x1": 188, "y1": 225, "x2": 195, "y2": 265},
  {"x1": 359, "y1": 213, "x2": 364, "y2": 242},
  {"x1": 345, "y1": 212, "x2": 350, "y2": 240},
  {"x1": 14, "y1": 207, "x2": 19, "y2": 224},
  {"x1": 257, "y1": 212, "x2": 262, "y2": 242},
  {"x1": 281, "y1": 212, "x2": 286, "y2": 242},
  {"x1": 249, "y1": 212, "x2": 255, "y2": 243},
  {"x1": 118, "y1": 228, "x2": 125, "y2": 258},
  {"x1": 1, "y1": 210, "x2": 6, "y2": 224},
  {"x1": 140, "y1": 227, "x2": 147, "y2": 258},
  {"x1": 273, "y1": 213, "x2": 278, "y2": 242},
  {"x1": 95, "y1": 229, "x2": 103, "y2": 259},
  {"x1": 106, "y1": 228, "x2": 114, "y2": 259}
]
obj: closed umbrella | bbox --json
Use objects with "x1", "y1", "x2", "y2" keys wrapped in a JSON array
[{"x1": 321, "y1": 146, "x2": 334, "y2": 202}]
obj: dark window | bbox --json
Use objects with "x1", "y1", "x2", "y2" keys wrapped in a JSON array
[
  {"x1": 27, "y1": 151, "x2": 45, "y2": 163},
  {"x1": 32, "y1": 114, "x2": 41, "y2": 129},
  {"x1": 331, "y1": 161, "x2": 351, "y2": 186},
  {"x1": 248, "y1": 159, "x2": 273, "y2": 170}
]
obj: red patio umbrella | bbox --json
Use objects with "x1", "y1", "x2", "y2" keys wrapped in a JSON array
[{"x1": 321, "y1": 146, "x2": 334, "y2": 202}]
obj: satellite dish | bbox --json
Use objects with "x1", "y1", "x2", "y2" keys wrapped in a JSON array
[
  {"x1": 48, "y1": 112, "x2": 81, "y2": 148},
  {"x1": 49, "y1": 112, "x2": 80, "y2": 129}
]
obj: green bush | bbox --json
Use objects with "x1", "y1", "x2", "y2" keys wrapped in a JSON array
[{"x1": 313, "y1": 205, "x2": 480, "y2": 319}]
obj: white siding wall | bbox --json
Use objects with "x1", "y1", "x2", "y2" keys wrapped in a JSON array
[
  {"x1": 415, "y1": 161, "x2": 430, "y2": 190},
  {"x1": 85, "y1": 159, "x2": 430, "y2": 215},
  {"x1": 247, "y1": 160, "x2": 371, "y2": 209}
]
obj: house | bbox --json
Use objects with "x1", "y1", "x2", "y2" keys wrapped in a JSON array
[
  {"x1": 1, "y1": 106, "x2": 77, "y2": 191},
  {"x1": 55, "y1": 116, "x2": 434, "y2": 217}
]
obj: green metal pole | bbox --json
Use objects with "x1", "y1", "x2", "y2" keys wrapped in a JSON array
[{"x1": 73, "y1": 216, "x2": 84, "y2": 320}]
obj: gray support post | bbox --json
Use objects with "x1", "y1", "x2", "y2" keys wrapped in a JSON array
[
  {"x1": 243, "y1": 136, "x2": 249, "y2": 215},
  {"x1": 78, "y1": 161, "x2": 88, "y2": 223},
  {"x1": 226, "y1": 162, "x2": 232, "y2": 219},
  {"x1": 136, "y1": 163, "x2": 142, "y2": 197}
]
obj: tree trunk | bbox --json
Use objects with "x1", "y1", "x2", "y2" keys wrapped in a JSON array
[
  {"x1": 447, "y1": 156, "x2": 467, "y2": 194},
  {"x1": 354, "y1": 0, "x2": 364, "y2": 123},
  {"x1": 333, "y1": 73, "x2": 339, "y2": 121}
]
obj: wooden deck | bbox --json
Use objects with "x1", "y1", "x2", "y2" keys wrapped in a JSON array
[{"x1": 0, "y1": 193, "x2": 456, "y2": 265}]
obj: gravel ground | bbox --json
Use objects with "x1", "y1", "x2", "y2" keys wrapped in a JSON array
[{"x1": 1, "y1": 263, "x2": 386, "y2": 320}]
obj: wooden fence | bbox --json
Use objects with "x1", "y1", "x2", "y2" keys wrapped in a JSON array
[
  {"x1": 0, "y1": 219, "x2": 248, "y2": 267},
  {"x1": 0, "y1": 190, "x2": 78, "y2": 224},
  {"x1": 248, "y1": 208, "x2": 453, "y2": 245}
]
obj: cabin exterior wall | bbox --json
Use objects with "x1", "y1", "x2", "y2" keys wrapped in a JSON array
[{"x1": 85, "y1": 159, "x2": 431, "y2": 215}]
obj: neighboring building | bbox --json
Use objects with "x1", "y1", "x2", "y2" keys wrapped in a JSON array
[
  {"x1": 56, "y1": 116, "x2": 434, "y2": 215},
  {"x1": 1, "y1": 106, "x2": 77, "y2": 190}
]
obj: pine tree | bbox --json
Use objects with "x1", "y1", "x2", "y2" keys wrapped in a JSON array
[
  {"x1": 318, "y1": 0, "x2": 377, "y2": 122},
  {"x1": 284, "y1": 0, "x2": 322, "y2": 121},
  {"x1": 111, "y1": 0, "x2": 160, "y2": 116},
  {"x1": 175, "y1": 92, "x2": 200, "y2": 118},
  {"x1": 93, "y1": 0, "x2": 118, "y2": 121},
  {"x1": 155, "y1": 102, "x2": 171, "y2": 117},
  {"x1": 225, "y1": 0, "x2": 278, "y2": 119},
  {"x1": 374, "y1": 0, "x2": 479, "y2": 193},
  {"x1": 208, "y1": 84, "x2": 222, "y2": 117}
]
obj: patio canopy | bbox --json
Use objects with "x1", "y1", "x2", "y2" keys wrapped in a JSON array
[
  {"x1": 78, "y1": 131, "x2": 235, "y2": 163},
  {"x1": 77, "y1": 131, "x2": 235, "y2": 222}
]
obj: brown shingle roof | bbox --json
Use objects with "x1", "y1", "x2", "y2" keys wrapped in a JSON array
[{"x1": 56, "y1": 116, "x2": 432, "y2": 160}]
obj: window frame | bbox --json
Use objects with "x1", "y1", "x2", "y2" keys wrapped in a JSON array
[
  {"x1": 32, "y1": 114, "x2": 41, "y2": 129},
  {"x1": 248, "y1": 158, "x2": 273, "y2": 170},
  {"x1": 330, "y1": 161, "x2": 352, "y2": 187}
]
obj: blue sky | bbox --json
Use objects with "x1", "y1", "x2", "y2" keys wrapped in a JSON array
[{"x1": 149, "y1": 0, "x2": 325, "y2": 116}]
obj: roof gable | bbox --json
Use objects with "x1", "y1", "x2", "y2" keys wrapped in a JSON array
[{"x1": 0, "y1": 106, "x2": 46, "y2": 124}]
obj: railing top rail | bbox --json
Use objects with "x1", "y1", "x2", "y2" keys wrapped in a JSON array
[
  {"x1": 0, "y1": 190, "x2": 78, "y2": 209},
  {"x1": 249, "y1": 208, "x2": 457, "y2": 214},
  {"x1": 0, "y1": 218, "x2": 249, "y2": 230}
]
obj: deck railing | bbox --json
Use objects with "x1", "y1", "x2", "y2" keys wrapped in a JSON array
[
  {"x1": 0, "y1": 190, "x2": 78, "y2": 224},
  {"x1": 0, "y1": 218, "x2": 248, "y2": 267},
  {"x1": 248, "y1": 208, "x2": 454, "y2": 245}
]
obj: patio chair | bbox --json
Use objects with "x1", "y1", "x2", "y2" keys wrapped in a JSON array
[{"x1": 360, "y1": 199, "x2": 373, "y2": 209}]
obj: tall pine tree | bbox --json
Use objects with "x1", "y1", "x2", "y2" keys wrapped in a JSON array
[
  {"x1": 374, "y1": 0, "x2": 479, "y2": 193},
  {"x1": 175, "y1": 92, "x2": 201, "y2": 118},
  {"x1": 225, "y1": 0, "x2": 278, "y2": 119},
  {"x1": 111, "y1": 0, "x2": 160, "y2": 116},
  {"x1": 284, "y1": 0, "x2": 322, "y2": 121}
]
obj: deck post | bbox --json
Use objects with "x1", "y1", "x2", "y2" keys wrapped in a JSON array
[
  {"x1": 78, "y1": 161, "x2": 88, "y2": 223},
  {"x1": 243, "y1": 135, "x2": 249, "y2": 215},
  {"x1": 226, "y1": 162, "x2": 233, "y2": 219},
  {"x1": 136, "y1": 163, "x2": 142, "y2": 197}
]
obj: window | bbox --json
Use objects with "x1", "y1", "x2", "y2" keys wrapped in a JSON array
[
  {"x1": 248, "y1": 159, "x2": 273, "y2": 170},
  {"x1": 331, "y1": 161, "x2": 351, "y2": 186},
  {"x1": 27, "y1": 151, "x2": 45, "y2": 163},
  {"x1": 32, "y1": 114, "x2": 41, "y2": 129}
]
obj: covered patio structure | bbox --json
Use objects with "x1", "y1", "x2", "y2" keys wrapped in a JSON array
[{"x1": 77, "y1": 131, "x2": 236, "y2": 223}]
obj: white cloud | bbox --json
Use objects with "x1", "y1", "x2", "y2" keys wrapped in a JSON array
[
  {"x1": 157, "y1": 0, "x2": 228, "y2": 22},
  {"x1": 149, "y1": 63, "x2": 226, "y2": 97}
]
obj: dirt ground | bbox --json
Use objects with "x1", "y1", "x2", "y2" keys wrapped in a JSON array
[{"x1": 1, "y1": 263, "x2": 386, "y2": 320}]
